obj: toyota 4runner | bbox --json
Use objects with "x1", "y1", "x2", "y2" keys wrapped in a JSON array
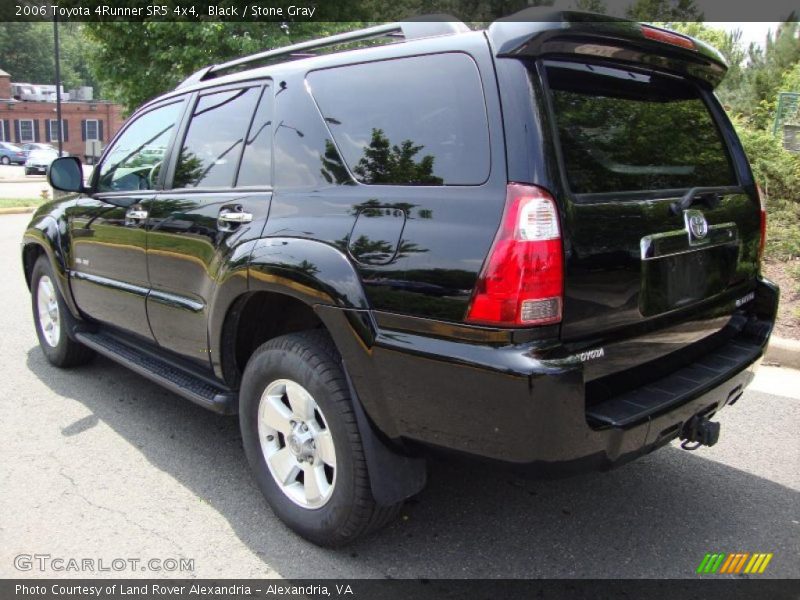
[{"x1": 24, "y1": 10, "x2": 779, "y2": 545}]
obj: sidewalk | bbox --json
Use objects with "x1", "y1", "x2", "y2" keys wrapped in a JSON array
[{"x1": 765, "y1": 336, "x2": 800, "y2": 369}]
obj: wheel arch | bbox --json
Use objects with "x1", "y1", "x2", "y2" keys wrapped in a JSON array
[
  {"x1": 22, "y1": 214, "x2": 81, "y2": 318},
  {"x1": 209, "y1": 236, "x2": 372, "y2": 385},
  {"x1": 210, "y1": 238, "x2": 426, "y2": 505}
]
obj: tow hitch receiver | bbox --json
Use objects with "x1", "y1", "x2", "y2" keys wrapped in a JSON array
[{"x1": 680, "y1": 415, "x2": 721, "y2": 450}]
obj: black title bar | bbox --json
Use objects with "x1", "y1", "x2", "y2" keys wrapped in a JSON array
[{"x1": 1, "y1": 0, "x2": 798, "y2": 23}]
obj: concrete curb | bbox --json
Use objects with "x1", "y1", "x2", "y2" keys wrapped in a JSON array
[
  {"x1": 0, "y1": 207, "x2": 36, "y2": 215},
  {"x1": 764, "y1": 336, "x2": 800, "y2": 370}
]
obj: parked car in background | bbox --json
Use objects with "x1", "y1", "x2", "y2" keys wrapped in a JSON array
[
  {"x1": 20, "y1": 143, "x2": 56, "y2": 159},
  {"x1": 0, "y1": 142, "x2": 26, "y2": 165},
  {"x1": 24, "y1": 147, "x2": 68, "y2": 175}
]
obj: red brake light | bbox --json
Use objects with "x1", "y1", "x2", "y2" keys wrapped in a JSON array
[
  {"x1": 757, "y1": 184, "x2": 767, "y2": 264},
  {"x1": 641, "y1": 25, "x2": 695, "y2": 50},
  {"x1": 466, "y1": 184, "x2": 564, "y2": 327}
]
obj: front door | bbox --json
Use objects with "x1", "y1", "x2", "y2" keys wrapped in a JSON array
[
  {"x1": 70, "y1": 100, "x2": 186, "y2": 340},
  {"x1": 146, "y1": 84, "x2": 272, "y2": 364}
]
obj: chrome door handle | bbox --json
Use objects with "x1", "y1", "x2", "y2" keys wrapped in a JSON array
[
  {"x1": 125, "y1": 208, "x2": 148, "y2": 220},
  {"x1": 218, "y1": 210, "x2": 253, "y2": 224}
]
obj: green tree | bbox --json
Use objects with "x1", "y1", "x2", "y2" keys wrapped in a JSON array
[
  {"x1": 58, "y1": 24, "x2": 102, "y2": 95},
  {"x1": 83, "y1": 21, "x2": 362, "y2": 111},
  {"x1": 661, "y1": 22, "x2": 746, "y2": 109},
  {"x1": 352, "y1": 129, "x2": 443, "y2": 185},
  {"x1": 627, "y1": 0, "x2": 701, "y2": 21},
  {"x1": 739, "y1": 19, "x2": 800, "y2": 128},
  {"x1": 0, "y1": 23, "x2": 53, "y2": 84},
  {"x1": 778, "y1": 63, "x2": 800, "y2": 125},
  {"x1": 0, "y1": 23, "x2": 99, "y2": 93}
]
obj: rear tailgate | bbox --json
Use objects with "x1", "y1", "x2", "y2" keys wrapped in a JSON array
[
  {"x1": 488, "y1": 15, "x2": 765, "y2": 399},
  {"x1": 542, "y1": 60, "x2": 761, "y2": 342}
]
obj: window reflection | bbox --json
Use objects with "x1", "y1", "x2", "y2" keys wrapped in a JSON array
[
  {"x1": 96, "y1": 102, "x2": 183, "y2": 193},
  {"x1": 237, "y1": 87, "x2": 273, "y2": 187},
  {"x1": 308, "y1": 53, "x2": 490, "y2": 186},
  {"x1": 546, "y1": 61, "x2": 736, "y2": 194},
  {"x1": 273, "y1": 79, "x2": 353, "y2": 190},
  {"x1": 173, "y1": 87, "x2": 260, "y2": 189}
]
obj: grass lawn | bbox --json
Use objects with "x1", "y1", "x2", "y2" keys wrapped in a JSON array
[{"x1": 0, "y1": 198, "x2": 44, "y2": 209}]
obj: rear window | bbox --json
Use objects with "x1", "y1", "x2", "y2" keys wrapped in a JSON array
[
  {"x1": 544, "y1": 61, "x2": 736, "y2": 195},
  {"x1": 307, "y1": 53, "x2": 490, "y2": 186}
]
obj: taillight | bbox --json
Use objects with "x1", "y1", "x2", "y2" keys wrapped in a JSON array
[
  {"x1": 640, "y1": 25, "x2": 695, "y2": 50},
  {"x1": 465, "y1": 183, "x2": 564, "y2": 327},
  {"x1": 757, "y1": 184, "x2": 767, "y2": 264}
]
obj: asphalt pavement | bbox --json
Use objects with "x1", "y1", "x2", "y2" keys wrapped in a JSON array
[{"x1": 0, "y1": 213, "x2": 797, "y2": 579}]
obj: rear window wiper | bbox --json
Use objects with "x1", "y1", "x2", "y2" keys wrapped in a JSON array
[{"x1": 670, "y1": 186, "x2": 743, "y2": 215}]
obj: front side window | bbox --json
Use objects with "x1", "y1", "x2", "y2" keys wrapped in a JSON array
[
  {"x1": 307, "y1": 53, "x2": 491, "y2": 186},
  {"x1": 545, "y1": 61, "x2": 736, "y2": 195},
  {"x1": 19, "y1": 120, "x2": 34, "y2": 142},
  {"x1": 96, "y1": 101, "x2": 184, "y2": 193},
  {"x1": 172, "y1": 86, "x2": 260, "y2": 189}
]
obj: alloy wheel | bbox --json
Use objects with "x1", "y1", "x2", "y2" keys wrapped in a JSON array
[{"x1": 257, "y1": 379, "x2": 337, "y2": 509}]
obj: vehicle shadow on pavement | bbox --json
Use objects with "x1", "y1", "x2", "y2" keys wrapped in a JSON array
[{"x1": 26, "y1": 348, "x2": 799, "y2": 579}]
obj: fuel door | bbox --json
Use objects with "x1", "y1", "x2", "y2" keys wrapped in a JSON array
[{"x1": 347, "y1": 205, "x2": 407, "y2": 266}]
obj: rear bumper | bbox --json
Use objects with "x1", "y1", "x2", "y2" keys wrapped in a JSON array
[{"x1": 329, "y1": 278, "x2": 778, "y2": 475}]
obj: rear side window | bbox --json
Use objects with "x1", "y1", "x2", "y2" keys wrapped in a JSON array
[
  {"x1": 307, "y1": 53, "x2": 490, "y2": 186},
  {"x1": 237, "y1": 85, "x2": 272, "y2": 187},
  {"x1": 544, "y1": 61, "x2": 736, "y2": 195},
  {"x1": 172, "y1": 86, "x2": 260, "y2": 189}
]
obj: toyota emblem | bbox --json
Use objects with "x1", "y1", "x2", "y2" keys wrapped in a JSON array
[{"x1": 684, "y1": 209, "x2": 709, "y2": 241}]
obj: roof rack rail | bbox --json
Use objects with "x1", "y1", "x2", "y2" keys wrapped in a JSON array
[{"x1": 177, "y1": 17, "x2": 469, "y2": 89}]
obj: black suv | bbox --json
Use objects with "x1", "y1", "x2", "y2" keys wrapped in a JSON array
[{"x1": 24, "y1": 10, "x2": 778, "y2": 546}]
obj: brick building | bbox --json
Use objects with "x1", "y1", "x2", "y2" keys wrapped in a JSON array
[{"x1": 0, "y1": 67, "x2": 124, "y2": 162}]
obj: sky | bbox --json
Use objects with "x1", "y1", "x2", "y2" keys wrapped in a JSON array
[{"x1": 707, "y1": 22, "x2": 782, "y2": 48}]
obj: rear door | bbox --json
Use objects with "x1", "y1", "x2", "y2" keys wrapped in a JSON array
[
  {"x1": 145, "y1": 83, "x2": 272, "y2": 365},
  {"x1": 539, "y1": 60, "x2": 760, "y2": 342}
]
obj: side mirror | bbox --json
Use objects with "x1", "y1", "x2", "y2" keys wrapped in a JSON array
[{"x1": 48, "y1": 156, "x2": 88, "y2": 193}]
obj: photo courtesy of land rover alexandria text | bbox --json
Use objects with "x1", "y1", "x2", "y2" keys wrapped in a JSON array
[{"x1": 23, "y1": 9, "x2": 779, "y2": 546}]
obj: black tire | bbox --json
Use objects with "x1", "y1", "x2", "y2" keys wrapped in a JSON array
[
  {"x1": 239, "y1": 330, "x2": 400, "y2": 546},
  {"x1": 31, "y1": 256, "x2": 95, "y2": 368},
  {"x1": 1, "y1": 156, "x2": 9, "y2": 165}
]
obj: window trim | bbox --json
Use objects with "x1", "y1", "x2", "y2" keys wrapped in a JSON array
[
  {"x1": 165, "y1": 81, "x2": 267, "y2": 192},
  {"x1": 305, "y1": 51, "x2": 492, "y2": 188},
  {"x1": 19, "y1": 119, "x2": 35, "y2": 143},
  {"x1": 0, "y1": 121, "x2": 6, "y2": 142},
  {"x1": 91, "y1": 98, "x2": 188, "y2": 196}
]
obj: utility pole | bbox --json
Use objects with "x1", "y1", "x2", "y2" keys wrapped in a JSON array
[{"x1": 53, "y1": 15, "x2": 63, "y2": 155}]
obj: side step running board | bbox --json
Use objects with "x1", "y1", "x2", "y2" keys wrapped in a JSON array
[{"x1": 75, "y1": 331, "x2": 237, "y2": 415}]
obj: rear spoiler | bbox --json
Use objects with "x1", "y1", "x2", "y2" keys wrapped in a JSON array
[{"x1": 486, "y1": 9, "x2": 728, "y2": 89}]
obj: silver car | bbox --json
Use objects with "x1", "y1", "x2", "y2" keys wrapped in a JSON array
[{"x1": 24, "y1": 148, "x2": 68, "y2": 176}]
